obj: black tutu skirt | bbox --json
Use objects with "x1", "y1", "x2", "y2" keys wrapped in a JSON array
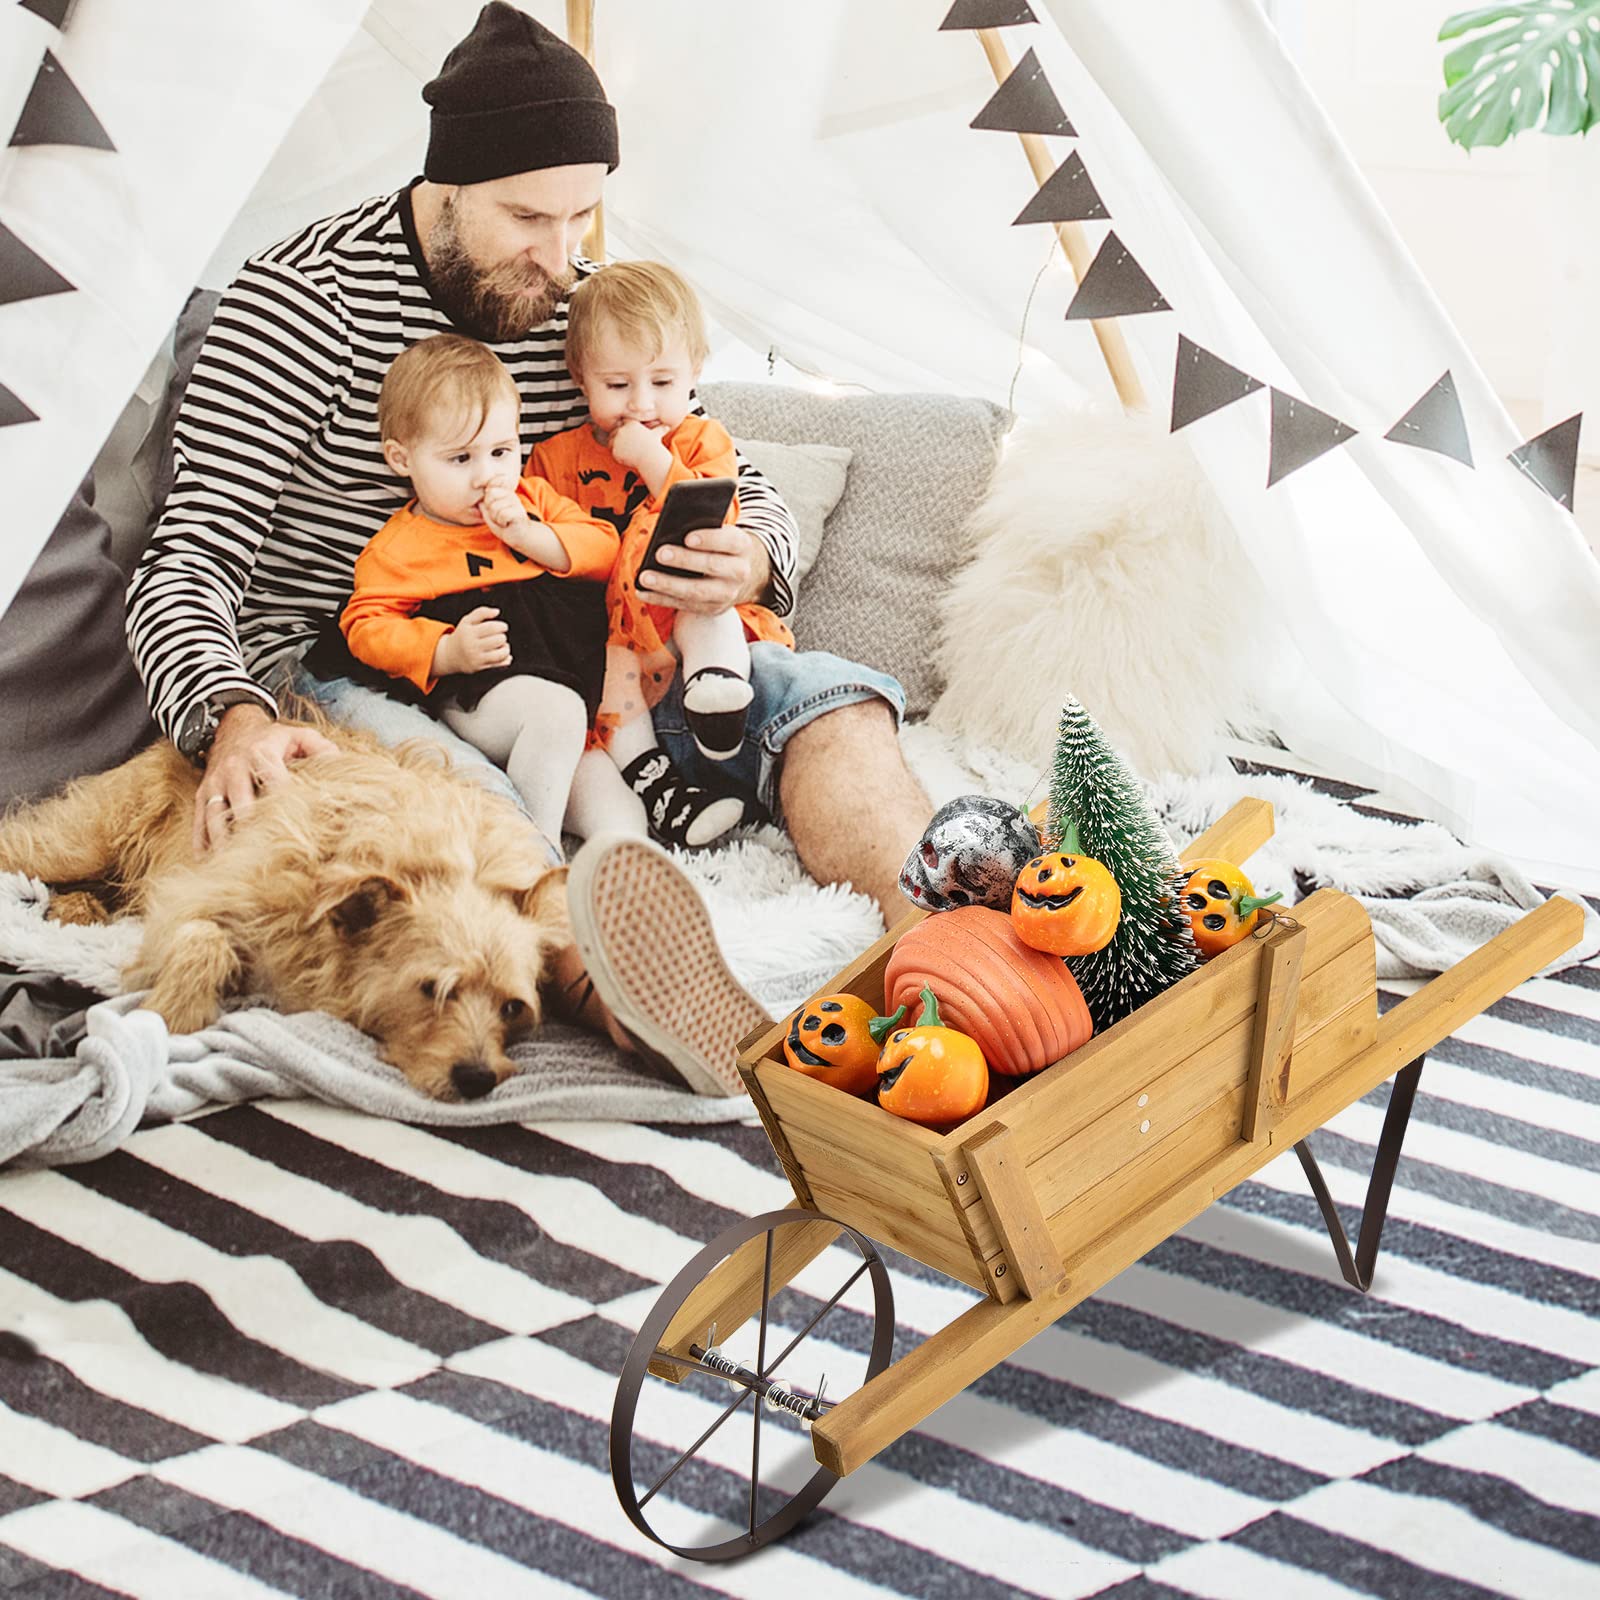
[{"x1": 307, "y1": 577, "x2": 610, "y2": 720}]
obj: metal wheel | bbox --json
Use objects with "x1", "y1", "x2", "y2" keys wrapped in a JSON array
[{"x1": 610, "y1": 1207, "x2": 894, "y2": 1560}]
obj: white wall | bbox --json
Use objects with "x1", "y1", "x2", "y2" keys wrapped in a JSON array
[{"x1": 1290, "y1": 0, "x2": 1599, "y2": 457}]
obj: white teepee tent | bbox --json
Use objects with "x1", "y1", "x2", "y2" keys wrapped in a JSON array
[{"x1": 2, "y1": 0, "x2": 1598, "y2": 872}]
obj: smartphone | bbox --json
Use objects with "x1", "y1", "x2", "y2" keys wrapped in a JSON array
[{"x1": 636, "y1": 477, "x2": 737, "y2": 582}]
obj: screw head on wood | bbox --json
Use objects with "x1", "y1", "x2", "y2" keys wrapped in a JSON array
[
  {"x1": 956, "y1": 1172, "x2": 968, "y2": 1185},
  {"x1": 995, "y1": 1263, "x2": 1007, "y2": 1277}
]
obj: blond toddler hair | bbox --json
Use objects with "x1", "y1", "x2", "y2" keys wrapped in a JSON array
[
  {"x1": 378, "y1": 333, "x2": 519, "y2": 446},
  {"x1": 564, "y1": 260, "x2": 710, "y2": 377}
]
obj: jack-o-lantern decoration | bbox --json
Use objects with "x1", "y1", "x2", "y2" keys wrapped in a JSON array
[
  {"x1": 876, "y1": 986, "x2": 989, "y2": 1126},
  {"x1": 1177, "y1": 858, "x2": 1282, "y2": 959},
  {"x1": 1009, "y1": 822, "x2": 1121, "y2": 957},
  {"x1": 785, "y1": 994, "x2": 907, "y2": 1096}
]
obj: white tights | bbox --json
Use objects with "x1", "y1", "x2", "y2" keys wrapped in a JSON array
[{"x1": 444, "y1": 675, "x2": 654, "y2": 846}]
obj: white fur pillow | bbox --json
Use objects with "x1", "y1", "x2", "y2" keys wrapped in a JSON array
[
  {"x1": 928, "y1": 407, "x2": 1264, "y2": 778},
  {"x1": 732, "y1": 436, "x2": 853, "y2": 587}
]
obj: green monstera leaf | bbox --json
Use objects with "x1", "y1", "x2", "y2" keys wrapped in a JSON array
[{"x1": 1439, "y1": 1, "x2": 1600, "y2": 148}]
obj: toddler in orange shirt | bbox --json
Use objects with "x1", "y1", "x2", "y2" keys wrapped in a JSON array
[{"x1": 530, "y1": 261, "x2": 794, "y2": 835}]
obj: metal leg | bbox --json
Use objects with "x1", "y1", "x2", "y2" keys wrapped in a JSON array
[{"x1": 1294, "y1": 1055, "x2": 1426, "y2": 1293}]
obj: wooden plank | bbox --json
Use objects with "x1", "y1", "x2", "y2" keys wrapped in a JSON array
[
  {"x1": 650, "y1": 1202, "x2": 840, "y2": 1380},
  {"x1": 1286, "y1": 894, "x2": 1584, "y2": 1141},
  {"x1": 960, "y1": 1124, "x2": 1065, "y2": 1299},
  {"x1": 929, "y1": 1145, "x2": 1017, "y2": 1302},
  {"x1": 801, "y1": 1175, "x2": 988, "y2": 1290},
  {"x1": 955, "y1": 887, "x2": 1369, "y2": 1178},
  {"x1": 1243, "y1": 920, "x2": 1307, "y2": 1141},
  {"x1": 1179, "y1": 796, "x2": 1276, "y2": 866},
  {"x1": 739, "y1": 1061, "x2": 815, "y2": 1208}
]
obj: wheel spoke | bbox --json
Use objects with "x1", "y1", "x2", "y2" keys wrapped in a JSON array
[
  {"x1": 638, "y1": 1386, "x2": 752, "y2": 1510},
  {"x1": 749, "y1": 1228, "x2": 775, "y2": 1535},
  {"x1": 762, "y1": 1258, "x2": 871, "y2": 1381}
]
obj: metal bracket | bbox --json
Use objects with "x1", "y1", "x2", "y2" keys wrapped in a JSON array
[{"x1": 1294, "y1": 1055, "x2": 1425, "y2": 1293}]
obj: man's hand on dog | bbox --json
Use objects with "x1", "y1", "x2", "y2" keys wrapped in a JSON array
[
  {"x1": 431, "y1": 606, "x2": 512, "y2": 678},
  {"x1": 637, "y1": 523, "x2": 771, "y2": 615},
  {"x1": 193, "y1": 705, "x2": 338, "y2": 853}
]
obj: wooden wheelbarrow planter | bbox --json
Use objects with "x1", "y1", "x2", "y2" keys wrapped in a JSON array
[{"x1": 610, "y1": 798, "x2": 1585, "y2": 1558}]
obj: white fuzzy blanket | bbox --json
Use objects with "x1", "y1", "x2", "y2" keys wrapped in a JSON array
[{"x1": 3, "y1": 725, "x2": 1595, "y2": 1169}]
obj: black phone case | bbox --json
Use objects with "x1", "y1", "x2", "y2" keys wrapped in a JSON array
[{"x1": 636, "y1": 477, "x2": 737, "y2": 582}]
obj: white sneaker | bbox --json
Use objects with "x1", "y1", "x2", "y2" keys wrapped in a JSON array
[{"x1": 565, "y1": 833, "x2": 770, "y2": 1097}]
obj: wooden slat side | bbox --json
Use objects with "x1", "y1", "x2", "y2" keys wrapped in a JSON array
[
  {"x1": 801, "y1": 1174, "x2": 988, "y2": 1290},
  {"x1": 929, "y1": 1145, "x2": 1016, "y2": 1302},
  {"x1": 739, "y1": 1061, "x2": 815, "y2": 1207},
  {"x1": 752, "y1": 1061, "x2": 972, "y2": 1279},
  {"x1": 961, "y1": 1123, "x2": 1066, "y2": 1299},
  {"x1": 1243, "y1": 922, "x2": 1307, "y2": 1141},
  {"x1": 1030, "y1": 1011, "x2": 1254, "y2": 1222},
  {"x1": 1049, "y1": 1080, "x2": 1248, "y2": 1265},
  {"x1": 956, "y1": 887, "x2": 1370, "y2": 1176}
]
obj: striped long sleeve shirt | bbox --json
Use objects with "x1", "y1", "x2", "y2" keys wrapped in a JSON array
[{"x1": 126, "y1": 184, "x2": 799, "y2": 741}]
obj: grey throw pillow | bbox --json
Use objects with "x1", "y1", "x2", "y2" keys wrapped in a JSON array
[
  {"x1": 0, "y1": 474, "x2": 155, "y2": 808},
  {"x1": 730, "y1": 437, "x2": 852, "y2": 587},
  {"x1": 702, "y1": 382, "x2": 1009, "y2": 715}
]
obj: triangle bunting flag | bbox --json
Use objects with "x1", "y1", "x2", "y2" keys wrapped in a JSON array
[
  {"x1": 0, "y1": 381, "x2": 40, "y2": 428},
  {"x1": 1385, "y1": 371, "x2": 1473, "y2": 467},
  {"x1": 972, "y1": 48, "x2": 1074, "y2": 135},
  {"x1": 9, "y1": 49, "x2": 115, "y2": 151},
  {"x1": 1507, "y1": 414, "x2": 1582, "y2": 510},
  {"x1": 20, "y1": 1, "x2": 77, "y2": 27},
  {"x1": 1170, "y1": 336, "x2": 1264, "y2": 433},
  {"x1": 1064, "y1": 232, "x2": 1169, "y2": 320},
  {"x1": 0, "y1": 219, "x2": 75, "y2": 306},
  {"x1": 939, "y1": 0, "x2": 1037, "y2": 29},
  {"x1": 1013, "y1": 150, "x2": 1106, "y2": 225},
  {"x1": 1268, "y1": 389, "x2": 1358, "y2": 486}
]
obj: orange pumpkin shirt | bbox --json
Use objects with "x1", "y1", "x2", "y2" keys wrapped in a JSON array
[
  {"x1": 530, "y1": 415, "x2": 794, "y2": 747},
  {"x1": 340, "y1": 477, "x2": 618, "y2": 695}
]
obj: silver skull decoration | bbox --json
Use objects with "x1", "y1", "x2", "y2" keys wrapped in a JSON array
[{"x1": 899, "y1": 795, "x2": 1042, "y2": 913}]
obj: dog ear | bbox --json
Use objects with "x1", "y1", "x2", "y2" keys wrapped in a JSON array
[
  {"x1": 316, "y1": 874, "x2": 410, "y2": 940},
  {"x1": 517, "y1": 865, "x2": 569, "y2": 940}
]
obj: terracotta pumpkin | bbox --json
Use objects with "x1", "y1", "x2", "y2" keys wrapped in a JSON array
[
  {"x1": 1009, "y1": 822, "x2": 1121, "y2": 956},
  {"x1": 1176, "y1": 858, "x2": 1283, "y2": 959},
  {"x1": 784, "y1": 994, "x2": 906, "y2": 1096},
  {"x1": 876, "y1": 986, "x2": 989, "y2": 1126},
  {"x1": 885, "y1": 906, "x2": 1093, "y2": 1076}
]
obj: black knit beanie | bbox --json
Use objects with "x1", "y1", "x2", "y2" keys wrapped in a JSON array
[{"x1": 423, "y1": 2, "x2": 619, "y2": 185}]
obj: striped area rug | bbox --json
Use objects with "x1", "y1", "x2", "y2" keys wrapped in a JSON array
[{"x1": 2, "y1": 809, "x2": 1598, "y2": 1594}]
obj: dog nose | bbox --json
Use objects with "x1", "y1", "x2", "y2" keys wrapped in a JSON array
[{"x1": 451, "y1": 1061, "x2": 498, "y2": 1100}]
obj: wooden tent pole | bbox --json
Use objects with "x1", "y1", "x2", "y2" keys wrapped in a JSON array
[
  {"x1": 566, "y1": 0, "x2": 606, "y2": 262},
  {"x1": 976, "y1": 29, "x2": 1147, "y2": 414}
]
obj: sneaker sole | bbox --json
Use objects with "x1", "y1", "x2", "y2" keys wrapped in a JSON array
[{"x1": 567, "y1": 833, "x2": 770, "y2": 1097}]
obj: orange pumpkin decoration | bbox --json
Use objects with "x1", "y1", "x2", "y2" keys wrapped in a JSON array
[
  {"x1": 1009, "y1": 822, "x2": 1121, "y2": 956},
  {"x1": 885, "y1": 906, "x2": 1093, "y2": 1076},
  {"x1": 785, "y1": 994, "x2": 907, "y2": 1096},
  {"x1": 876, "y1": 986, "x2": 989, "y2": 1126},
  {"x1": 1177, "y1": 858, "x2": 1283, "y2": 959}
]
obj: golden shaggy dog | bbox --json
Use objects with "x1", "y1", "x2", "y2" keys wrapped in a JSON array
[{"x1": 0, "y1": 723, "x2": 568, "y2": 1102}]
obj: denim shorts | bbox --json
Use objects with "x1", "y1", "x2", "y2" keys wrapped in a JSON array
[
  {"x1": 285, "y1": 642, "x2": 904, "y2": 848},
  {"x1": 654, "y1": 642, "x2": 905, "y2": 825}
]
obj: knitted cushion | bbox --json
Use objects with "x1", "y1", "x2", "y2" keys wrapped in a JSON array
[{"x1": 702, "y1": 382, "x2": 1009, "y2": 715}]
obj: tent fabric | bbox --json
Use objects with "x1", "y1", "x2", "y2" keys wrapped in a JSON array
[
  {"x1": 3, "y1": 0, "x2": 1596, "y2": 872},
  {"x1": 0, "y1": 0, "x2": 368, "y2": 624}
]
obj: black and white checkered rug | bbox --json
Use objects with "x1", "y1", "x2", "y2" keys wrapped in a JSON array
[{"x1": 2, "y1": 759, "x2": 1597, "y2": 1597}]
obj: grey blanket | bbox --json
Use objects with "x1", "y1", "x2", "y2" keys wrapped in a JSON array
[{"x1": 1, "y1": 992, "x2": 757, "y2": 1170}]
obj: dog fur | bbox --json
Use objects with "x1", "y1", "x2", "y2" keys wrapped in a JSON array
[{"x1": 0, "y1": 722, "x2": 568, "y2": 1102}]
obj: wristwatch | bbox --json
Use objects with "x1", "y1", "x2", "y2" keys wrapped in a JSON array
[{"x1": 175, "y1": 689, "x2": 268, "y2": 765}]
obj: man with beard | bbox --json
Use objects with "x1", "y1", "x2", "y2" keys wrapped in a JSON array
[{"x1": 124, "y1": 3, "x2": 931, "y2": 1088}]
